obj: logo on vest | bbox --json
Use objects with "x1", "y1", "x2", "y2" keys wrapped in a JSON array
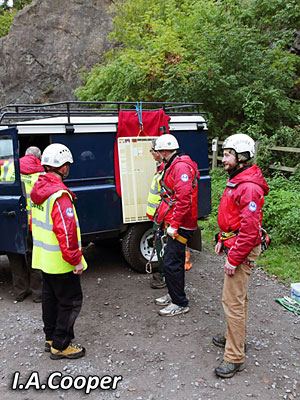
[
  {"x1": 181, "y1": 174, "x2": 189, "y2": 182},
  {"x1": 66, "y1": 207, "x2": 74, "y2": 218},
  {"x1": 249, "y1": 201, "x2": 257, "y2": 212}
]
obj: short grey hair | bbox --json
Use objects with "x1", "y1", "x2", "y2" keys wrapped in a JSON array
[{"x1": 25, "y1": 146, "x2": 41, "y2": 160}]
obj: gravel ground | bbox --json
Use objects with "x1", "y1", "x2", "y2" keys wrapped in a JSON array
[{"x1": 0, "y1": 241, "x2": 299, "y2": 400}]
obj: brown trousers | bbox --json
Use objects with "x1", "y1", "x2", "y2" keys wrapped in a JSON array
[{"x1": 222, "y1": 244, "x2": 261, "y2": 363}]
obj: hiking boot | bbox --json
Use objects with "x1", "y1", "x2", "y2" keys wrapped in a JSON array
[
  {"x1": 33, "y1": 297, "x2": 42, "y2": 303},
  {"x1": 15, "y1": 290, "x2": 31, "y2": 302},
  {"x1": 150, "y1": 276, "x2": 166, "y2": 289},
  {"x1": 44, "y1": 340, "x2": 53, "y2": 352},
  {"x1": 212, "y1": 334, "x2": 248, "y2": 352},
  {"x1": 212, "y1": 334, "x2": 226, "y2": 348},
  {"x1": 215, "y1": 359, "x2": 245, "y2": 378},
  {"x1": 158, "y1": 302, "x2": 190, "y2": 317},
  {"x1": 155, "y1": 294, "x2": 171, "y2": 306},
  {"x1": 50, "y1": 343, "x2": 86, "y2": 360}
]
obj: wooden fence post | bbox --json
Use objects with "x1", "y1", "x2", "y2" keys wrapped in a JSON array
[
  {"x1": 254, "y1": 140, "x2": 259, "y2": 164},
  {"x1": 211, "y1": 137, "x2": 219, "y2": 170}
]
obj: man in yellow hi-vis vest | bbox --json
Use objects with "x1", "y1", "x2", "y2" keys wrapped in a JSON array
[
  {"x1": 146, "y1": 140, "x2": 166, "y2": 289},
  {"x1": 31, "y1": 143, "x2": 87, "y2": 360}
]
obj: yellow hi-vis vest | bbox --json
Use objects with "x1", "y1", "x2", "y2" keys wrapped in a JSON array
[
  {"x1": 146, "y1": 169, "x2": 163, "y2": 218},
  {"x1": 31, "y1": 189, "x2": 87, "y2": 274},
  {"x1": 0, "y1": 160, "x2": 15, "y2": 182},
  {"x1": 21, "y1": 172, "x2": 44, "y2": 223}
]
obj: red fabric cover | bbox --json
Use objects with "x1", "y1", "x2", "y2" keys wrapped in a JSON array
[
  {"x1": 31, "y1": 173, "x2": 82, "y2": 266},
  {"x1": 114, "y1": 110, "x2": 171, "y2": 196},
  {"x1": 155, "y1": 155, "x2": 199, "y2": 230},
  {"x1": 217, "y1": 165, "x2": 269, "y2": 266},
  {"x1": 19, "y1": 154, "x2": 44, "y2": 174}
]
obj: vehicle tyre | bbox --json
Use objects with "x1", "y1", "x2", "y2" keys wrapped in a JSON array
[{"x1": 121, "y1": 222, "x2": 158, "y2": 273}]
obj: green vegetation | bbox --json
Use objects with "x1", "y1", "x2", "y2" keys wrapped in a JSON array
[
  {"x1": 201, "y1": 170, "x2": 300, "y2": 283},
  {"x1": 75, "y1": 0, "x2": 300, "y2": 145},
  {"x1": 0, "y1": 9, "x2": 17, "y2": 37},
  {"x1": 0, "y1": 0, "x2": 32, "y2": 38},
  {"x1": 75, "y1": 0, "x2": 300, "y2": 280}
]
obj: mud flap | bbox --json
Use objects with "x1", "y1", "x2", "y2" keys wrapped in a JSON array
[{"x1": 187, "y1": 226, "x2": 203, "y2": 251}]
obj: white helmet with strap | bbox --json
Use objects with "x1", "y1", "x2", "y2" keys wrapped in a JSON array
[
  {"x1": 222, "y1": 133, "x2": 255, "y2": 162},
  {"x1": 154, "y1": 134, "x2": 179, "y2": 151},
  {"x1": 41, "y1": 144, "x2": 73, "y2": 167}
]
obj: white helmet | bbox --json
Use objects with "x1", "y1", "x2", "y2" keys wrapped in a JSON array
[
  {"x1": 41, "y1": 144, "x2": 73, "y2": 167},
  {"x1": 154, "y1": 134, "x2": 179, "y2": 151},
  {"x1": 222, "y1": 133, "x2": 255, "y2": 161}
]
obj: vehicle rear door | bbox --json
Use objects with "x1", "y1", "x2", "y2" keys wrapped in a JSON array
[{"x1": 0, "y1": 128, "x2": 27, "y2": 254}]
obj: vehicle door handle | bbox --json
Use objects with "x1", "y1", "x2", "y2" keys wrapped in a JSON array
[{"x1": 2, "y1": 211, "x2": 16, "y2": 217}]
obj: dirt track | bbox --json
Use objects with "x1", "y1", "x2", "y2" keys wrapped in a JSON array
[{"x1": 0, "y1": 242, "x2": 299, "y2": 400}]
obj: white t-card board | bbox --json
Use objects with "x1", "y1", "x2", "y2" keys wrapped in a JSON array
[{"x1": 118, "y1": 137, "x2": 158, "y2": 223}]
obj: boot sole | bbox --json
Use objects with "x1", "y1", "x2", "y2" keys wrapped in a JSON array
[
  {"x1": 215, "y1": 363, "x2": 245, "y2": 378},
  {"x1": 159, "y1": 308, "x2": 190, "y2": 317},
  {"x1": 50, "y1": 350, "x2": 86, "y2": 360},
  {"x1": 212, "y1": 338, "x2": 225, "y2": 348},
  {"x1": 151, "y1": 284, "x2": 167, "y2": 289}
]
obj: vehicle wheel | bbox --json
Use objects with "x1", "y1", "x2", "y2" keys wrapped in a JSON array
[{"x1": 121, "y1": 222, "x2": 158, "y2": 273}]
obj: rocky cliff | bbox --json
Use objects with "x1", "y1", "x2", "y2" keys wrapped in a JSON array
[{"x1": 0, "y1": 0, "x2": 114, "y2": 106}]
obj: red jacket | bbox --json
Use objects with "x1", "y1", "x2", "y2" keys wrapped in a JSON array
[
  {"x1": 19, "y1": 154, "x2": 44, "y2": 175},
  {"x1": 218, "y1": 165, "x2": 269, "y2": 266},
  {"x1": 155, "y1": 154, "x2": 199, "y2": 230},
  {"x1": 31, "y1": 173, "x2": 83, "y2": 266}
]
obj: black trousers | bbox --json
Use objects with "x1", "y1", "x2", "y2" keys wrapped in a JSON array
[
  {"x1": 163, "y1": 228, "x2": 194, "y2": 307},
  {"x1": 42, "y1": 271, "x2": 83, "y2": 351},
  {"x1": 8, "y1": 233, "x2": 42, "y2": 300}
]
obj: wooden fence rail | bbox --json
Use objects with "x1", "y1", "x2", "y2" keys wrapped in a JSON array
[{"x1": 209, "y1": 137, "x2": 299, "y2": 172}]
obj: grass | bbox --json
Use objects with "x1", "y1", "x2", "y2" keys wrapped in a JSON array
[{"x1": 200, "y1": 169, "x2": 299, "y2": 284}]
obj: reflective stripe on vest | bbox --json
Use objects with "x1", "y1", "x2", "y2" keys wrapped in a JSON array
[
  {"x1": 31, "y1": 189, "x2": 87, "y2": 274},
  {"x1": 21, "y1": 172, "x2": 44, "y2": 223},
  {"x1": 146, "y1": 170, "x2": 163, "y2": 217},
  {"x1": 0, "y1": 160, "x2": 14, "y2": 182}
]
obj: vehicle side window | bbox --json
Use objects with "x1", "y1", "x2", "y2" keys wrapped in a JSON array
[{"x1": 0, "y1": 135, "x2": 15, "y2": 184}]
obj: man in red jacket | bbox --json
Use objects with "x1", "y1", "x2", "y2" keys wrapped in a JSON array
[
  {"x1": 7, "y1": 146, "x2": 44, "y2": 302},
  {"x1": 153, "y1": 134, "x2": 199, "y2": 317},
  {"x1": 214, "y1": 134, "x2": 269, "y2": 378},
  {"x1": 31, "y1": 143, "x2": 87, "y2": 359}
]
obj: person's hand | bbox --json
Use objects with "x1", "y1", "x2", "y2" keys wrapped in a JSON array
[
  {"x1": 224, "y1": 260, "x2": 236, "y2": 276},
  {"x1": 215, "y1": 242, "x2": 223, "y2": 256},
  {"x1": 73, "y1": 261, "x2": 84, "y2": 275},
  {"x1": 167, "y1": 226, "x2": 178, "y2": 239}
]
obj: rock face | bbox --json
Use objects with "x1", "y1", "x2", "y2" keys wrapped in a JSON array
[{"x1": 0, "y1": 0, "x2": 114, "y2": 106}]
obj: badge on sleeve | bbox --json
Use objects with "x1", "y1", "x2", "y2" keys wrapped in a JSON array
[
  {"x1": 66, "y1": 207, "x2": 74, "y2": 218},
  {"x1": 181, "y1": 174, "x2": 189, "y2": 182},
  {"x1": 249, "y1": 201, "x2": 257, "y2": 212}
]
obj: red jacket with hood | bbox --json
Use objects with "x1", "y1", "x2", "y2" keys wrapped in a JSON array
[
  {"x1": 217, "y1": 164, "x2": 269, "y2": 267},
  {"x1": 19, "y1": 154, "x2": 44, "y2": 175},
  {"x1": 31, "y1": 173, "x2": 83, "y2": 266},
  {"x1": 155, "y1": 154, "x2": 199, "y2": 230}
]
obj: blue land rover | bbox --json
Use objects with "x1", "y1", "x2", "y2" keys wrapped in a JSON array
[{"x1": 0, "y1": 101, "x2": 211, "y2": 272}]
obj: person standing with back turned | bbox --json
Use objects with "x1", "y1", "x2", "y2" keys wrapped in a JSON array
[
  {"x1": 31, "y1": 143, "x2": 87, "y2": 360},
  {"x1": 214, "y1": 134, "x2": 269, "y2": 378}
]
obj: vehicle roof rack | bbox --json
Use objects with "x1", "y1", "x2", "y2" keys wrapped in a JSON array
[{"x1": 0, "y1": 101, "x2": 208, "y2": 124}]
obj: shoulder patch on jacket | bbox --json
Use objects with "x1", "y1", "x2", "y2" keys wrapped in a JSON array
[
  {"x1": 181, "y1": 173, "x2": 189, "y2": 182},
  {"x1": 249, "y1": 201, "x2": 257, "y2": 212},
  {"x1": 66, "y1": 207, "x2": 74, "y2": 218}
]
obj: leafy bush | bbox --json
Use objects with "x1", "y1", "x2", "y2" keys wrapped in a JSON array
[
  {"x1": 0, "y1": 9, "x2": 17, "y2": 37},
  {"x1": 75, "y1": 0, "x2": 300, "y2": 141},
  {"x1": 263, "y1": 174, "x2": 300, "y2": 244}
]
